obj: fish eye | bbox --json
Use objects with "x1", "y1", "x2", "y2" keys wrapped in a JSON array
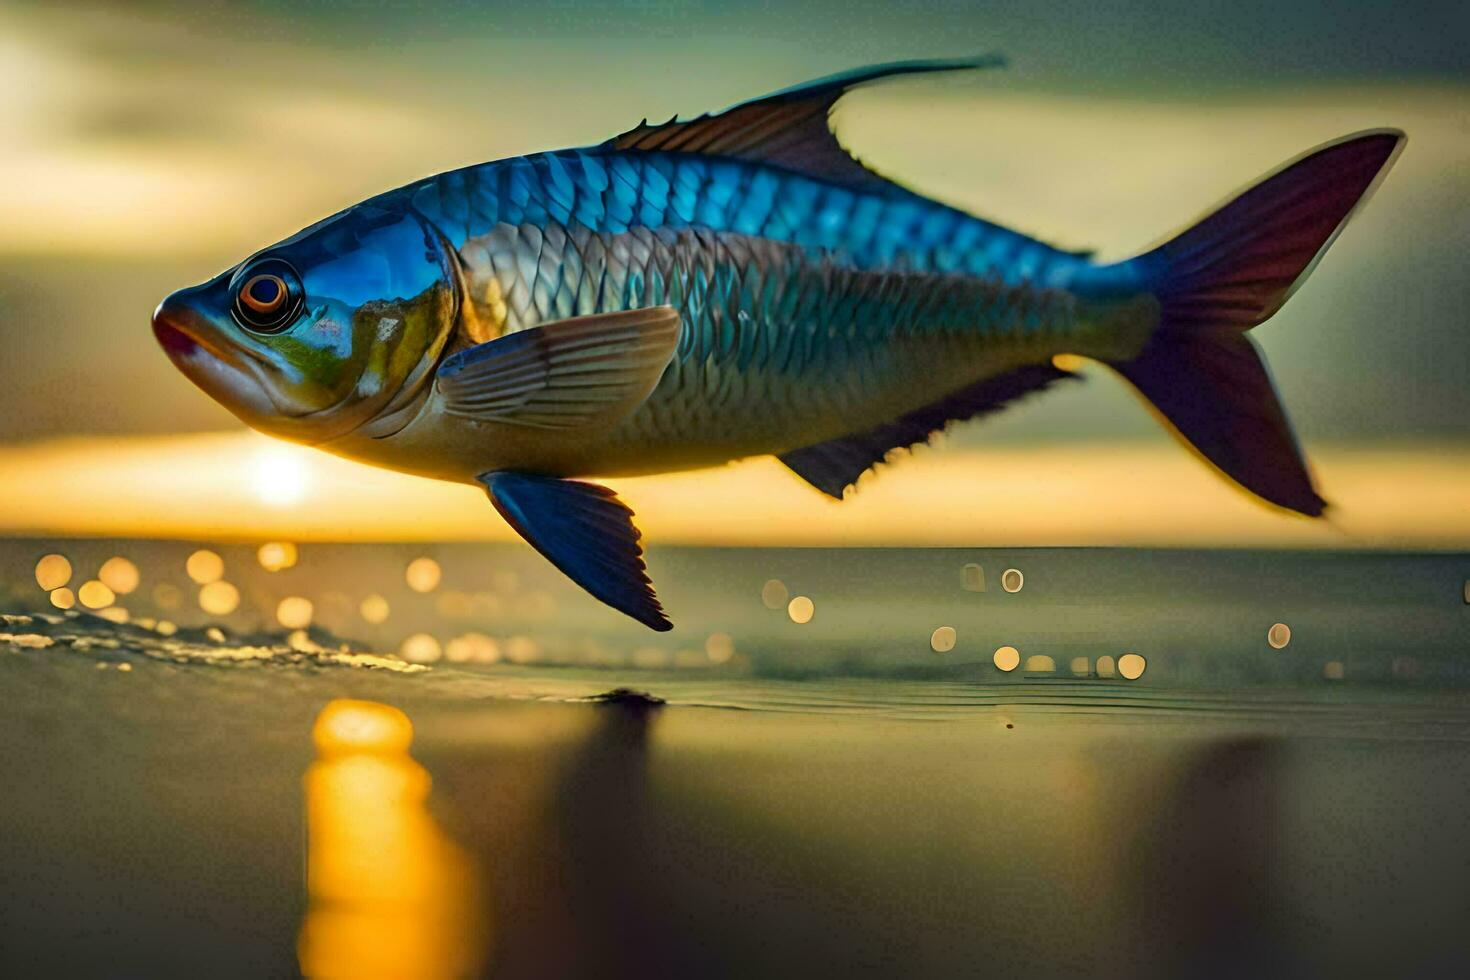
[{"x1": 231, "y1": 258, "x2": 303, "y2": 333}]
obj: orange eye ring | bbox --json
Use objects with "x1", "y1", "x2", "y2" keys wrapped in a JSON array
[
  {"x1": 231, "y1": 259, "x2": 302, "y2": 333},
  {"x1": 239, "y1": 273, "x2": 287, "y2": 315}
]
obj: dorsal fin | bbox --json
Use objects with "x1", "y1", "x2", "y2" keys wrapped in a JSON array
[{"x1": 604, "y1": 55, "x2": 1005, "y2": 196}]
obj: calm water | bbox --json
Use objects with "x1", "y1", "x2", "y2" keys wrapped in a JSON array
[{"x1": 1, "y1": 542, "x2": 1467, "y2": 977}]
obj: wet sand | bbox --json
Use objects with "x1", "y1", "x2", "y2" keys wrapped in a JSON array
[{"x1": 2, "y1": 614, "x2": 1469, "y2": 979}]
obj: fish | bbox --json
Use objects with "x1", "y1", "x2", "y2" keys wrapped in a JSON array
[{"x1": 152, "y1": 57, "x2": 1404, "y2": 631}]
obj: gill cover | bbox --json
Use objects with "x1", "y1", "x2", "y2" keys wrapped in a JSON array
[{"x1": 154, "y1": 199, "x2": 458, "y2": 444}]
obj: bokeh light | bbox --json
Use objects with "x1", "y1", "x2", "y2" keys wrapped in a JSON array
[
  {"x1": 98, "y1": 607, "x2": 129, "y2": 624},
  {"x1": 399, "y1": 633, "x2": 441, "y2": 664},
  {"x1": 505, "y1": 636, "x2": 538, "y2": 664},
  {"x1": 787, "y1": 595, "x2": 815, "y2": 624},
  {"x1": 405, "y1": 557, "x2": 441, "y2": 594},
  {"x1": 186, "y1": 549, "x2": 224, "y2": 585},
  {"x1": 1024, "y1": 654, "x2": 1056, "y2": 673},
  {"x1": 434, "y1": 591, "x2": 473, "y2": 618},
  {"x1": 930, "y1": 626, "x2": 957, "y2": 653},
  {"x1": 288, "y1": 630, "x2": 319, "y2": 653},
  {"x1": 34, "y1": 554, "x2": 72, "y2": 591},
  {"x1": 1268, "y1": 622, "x2": 1292, "y2": 649},
  {"x1": 1323, "y1": 660, "x2": 1345, "y2": 680},
  {"x1": 993, "y1": 645, "x2": 1020, "y2": 672},
  {"x1": 961, "y1": 563, "x2": 986, "y2": 592},
  {"x1": 705, "y1": 632, "x2": 735, "y2": 664},
  {"x1": 277, "y1": 596, "x2": 314, "y2": 630},
  {"x1": 360, "y1": 594, "x2": 391, "y2": 624},
  {"x1": 760, "y1": 579, "x2": 789, "y2": 610},
  {"x1": 1096, "y1": 655, "x2": 1117, "y2": 678},
  {"x1": 98, "y1": 556, "x2": 139, "y2": 595},
  {"x1": 1118, "y1": 653, "x2": 1148, "y2": 680},
  {"x1": 198, "y1": 580, "x2": 240, "y2": 615},
  {"x1": 49, "y1": 587, "x2": 75, "y2": 610},
  {"x1": 444, "y1": 632, "x2": 499, "y2": 664},
  {"x1": 257, "y1": 541, "x2": 298, "y2": 572},
  {"x1": 1001, "y1": 568, "x2": 1025, "y2": 593},
  {"x1": 77, "y1": 580, "x2": 114, "y2": 609},
  {"x1": 1069, "y1": 656, "x2": 1090, "y2": 676}
]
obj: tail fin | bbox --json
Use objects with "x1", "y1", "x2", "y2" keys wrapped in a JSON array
[{"x1": 1109, "y1": 130, "x2": 1404, "y2": 516}]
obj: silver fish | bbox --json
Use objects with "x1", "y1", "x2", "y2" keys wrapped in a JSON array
[{"x1": 152, "y1": 58, "x2": 1404, "y2": 629}]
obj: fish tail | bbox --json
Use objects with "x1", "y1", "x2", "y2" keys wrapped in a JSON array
[{"x1": 1103, "y1": 129, "x2": 1404, "y2": 516}]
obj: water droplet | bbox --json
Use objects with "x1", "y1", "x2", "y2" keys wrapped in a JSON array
[
  {"x1": 1267, "y1": 622, "x2": 1291, "y2": 649},
  {"x1": 1001, "y1": 568, "x2": 1024, "y2": 593}
]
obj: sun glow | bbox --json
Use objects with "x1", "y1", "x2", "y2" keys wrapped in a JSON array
[
  {"x1": 250, "y1": 439, "x2": 312, "y2": 508},
  {"x1": 0, "y1": 432, "x2": 1468, "y2": 547}
]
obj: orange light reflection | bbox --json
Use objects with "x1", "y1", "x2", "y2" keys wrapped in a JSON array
[{"x1": 298, "y1": 699, "x2": 486, "y2": 980}]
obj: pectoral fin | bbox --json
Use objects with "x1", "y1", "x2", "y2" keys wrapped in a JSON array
[
  {"x1": 437, "y1": 306, "x2": 681, "y2": 428},
  {"x1": 480, "y1": 471, "x2": 671, "y2": 631}
]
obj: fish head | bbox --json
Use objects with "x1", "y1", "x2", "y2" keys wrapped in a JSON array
[{"x1": 152, "y1": 199, "x2": 458, "y2": 444}]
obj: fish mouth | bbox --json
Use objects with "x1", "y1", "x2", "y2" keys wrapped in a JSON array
[
  {"x1": 151, "y1": 315, "x2": 199, "y2": 358},
  {"x1": 152, "y1": 295, "x2": 282, "y2": 422}
]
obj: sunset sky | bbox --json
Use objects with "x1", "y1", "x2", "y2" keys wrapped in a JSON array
[{"x1": 0, "y1": 0, "x2": 1465, "y2": 545}]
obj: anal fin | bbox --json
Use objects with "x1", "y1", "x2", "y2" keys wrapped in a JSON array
[{"x1": 779, "y1": 363, "x2": 1080, "y2": 499}]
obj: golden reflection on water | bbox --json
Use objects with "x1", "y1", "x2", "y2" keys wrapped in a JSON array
[
  {"x1": 98, "y1": 556, "x2": 139, "y2": 595},
  {"x1": 299, "y1": 699, "x2": 485, "y2": 980},
  {"x1": 787, "y1": 595, "x2": 815, "y2": 624},
  {"x1": 186, "y1": 549, "x2": 224, "y2": 585},
  {"x1": 258, "y1": 541, "x2": 299, "y2": 572},
  {"x1": 34, "y1": 553, "x2": 72, "y2": 591}
]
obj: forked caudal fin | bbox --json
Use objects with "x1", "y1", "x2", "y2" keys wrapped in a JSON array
[{"x1": 1108, "y1": 130, "x2": 1405, "y2": 516}]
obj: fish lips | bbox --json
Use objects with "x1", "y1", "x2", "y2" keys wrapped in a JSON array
[{"x1": 152, "y1": 292, "x2": 282, "y2": 424}]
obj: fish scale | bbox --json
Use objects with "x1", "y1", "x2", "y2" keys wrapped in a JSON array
[{"x1": 448, "y1": 214, "x2": 1079, "y2": 453}]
